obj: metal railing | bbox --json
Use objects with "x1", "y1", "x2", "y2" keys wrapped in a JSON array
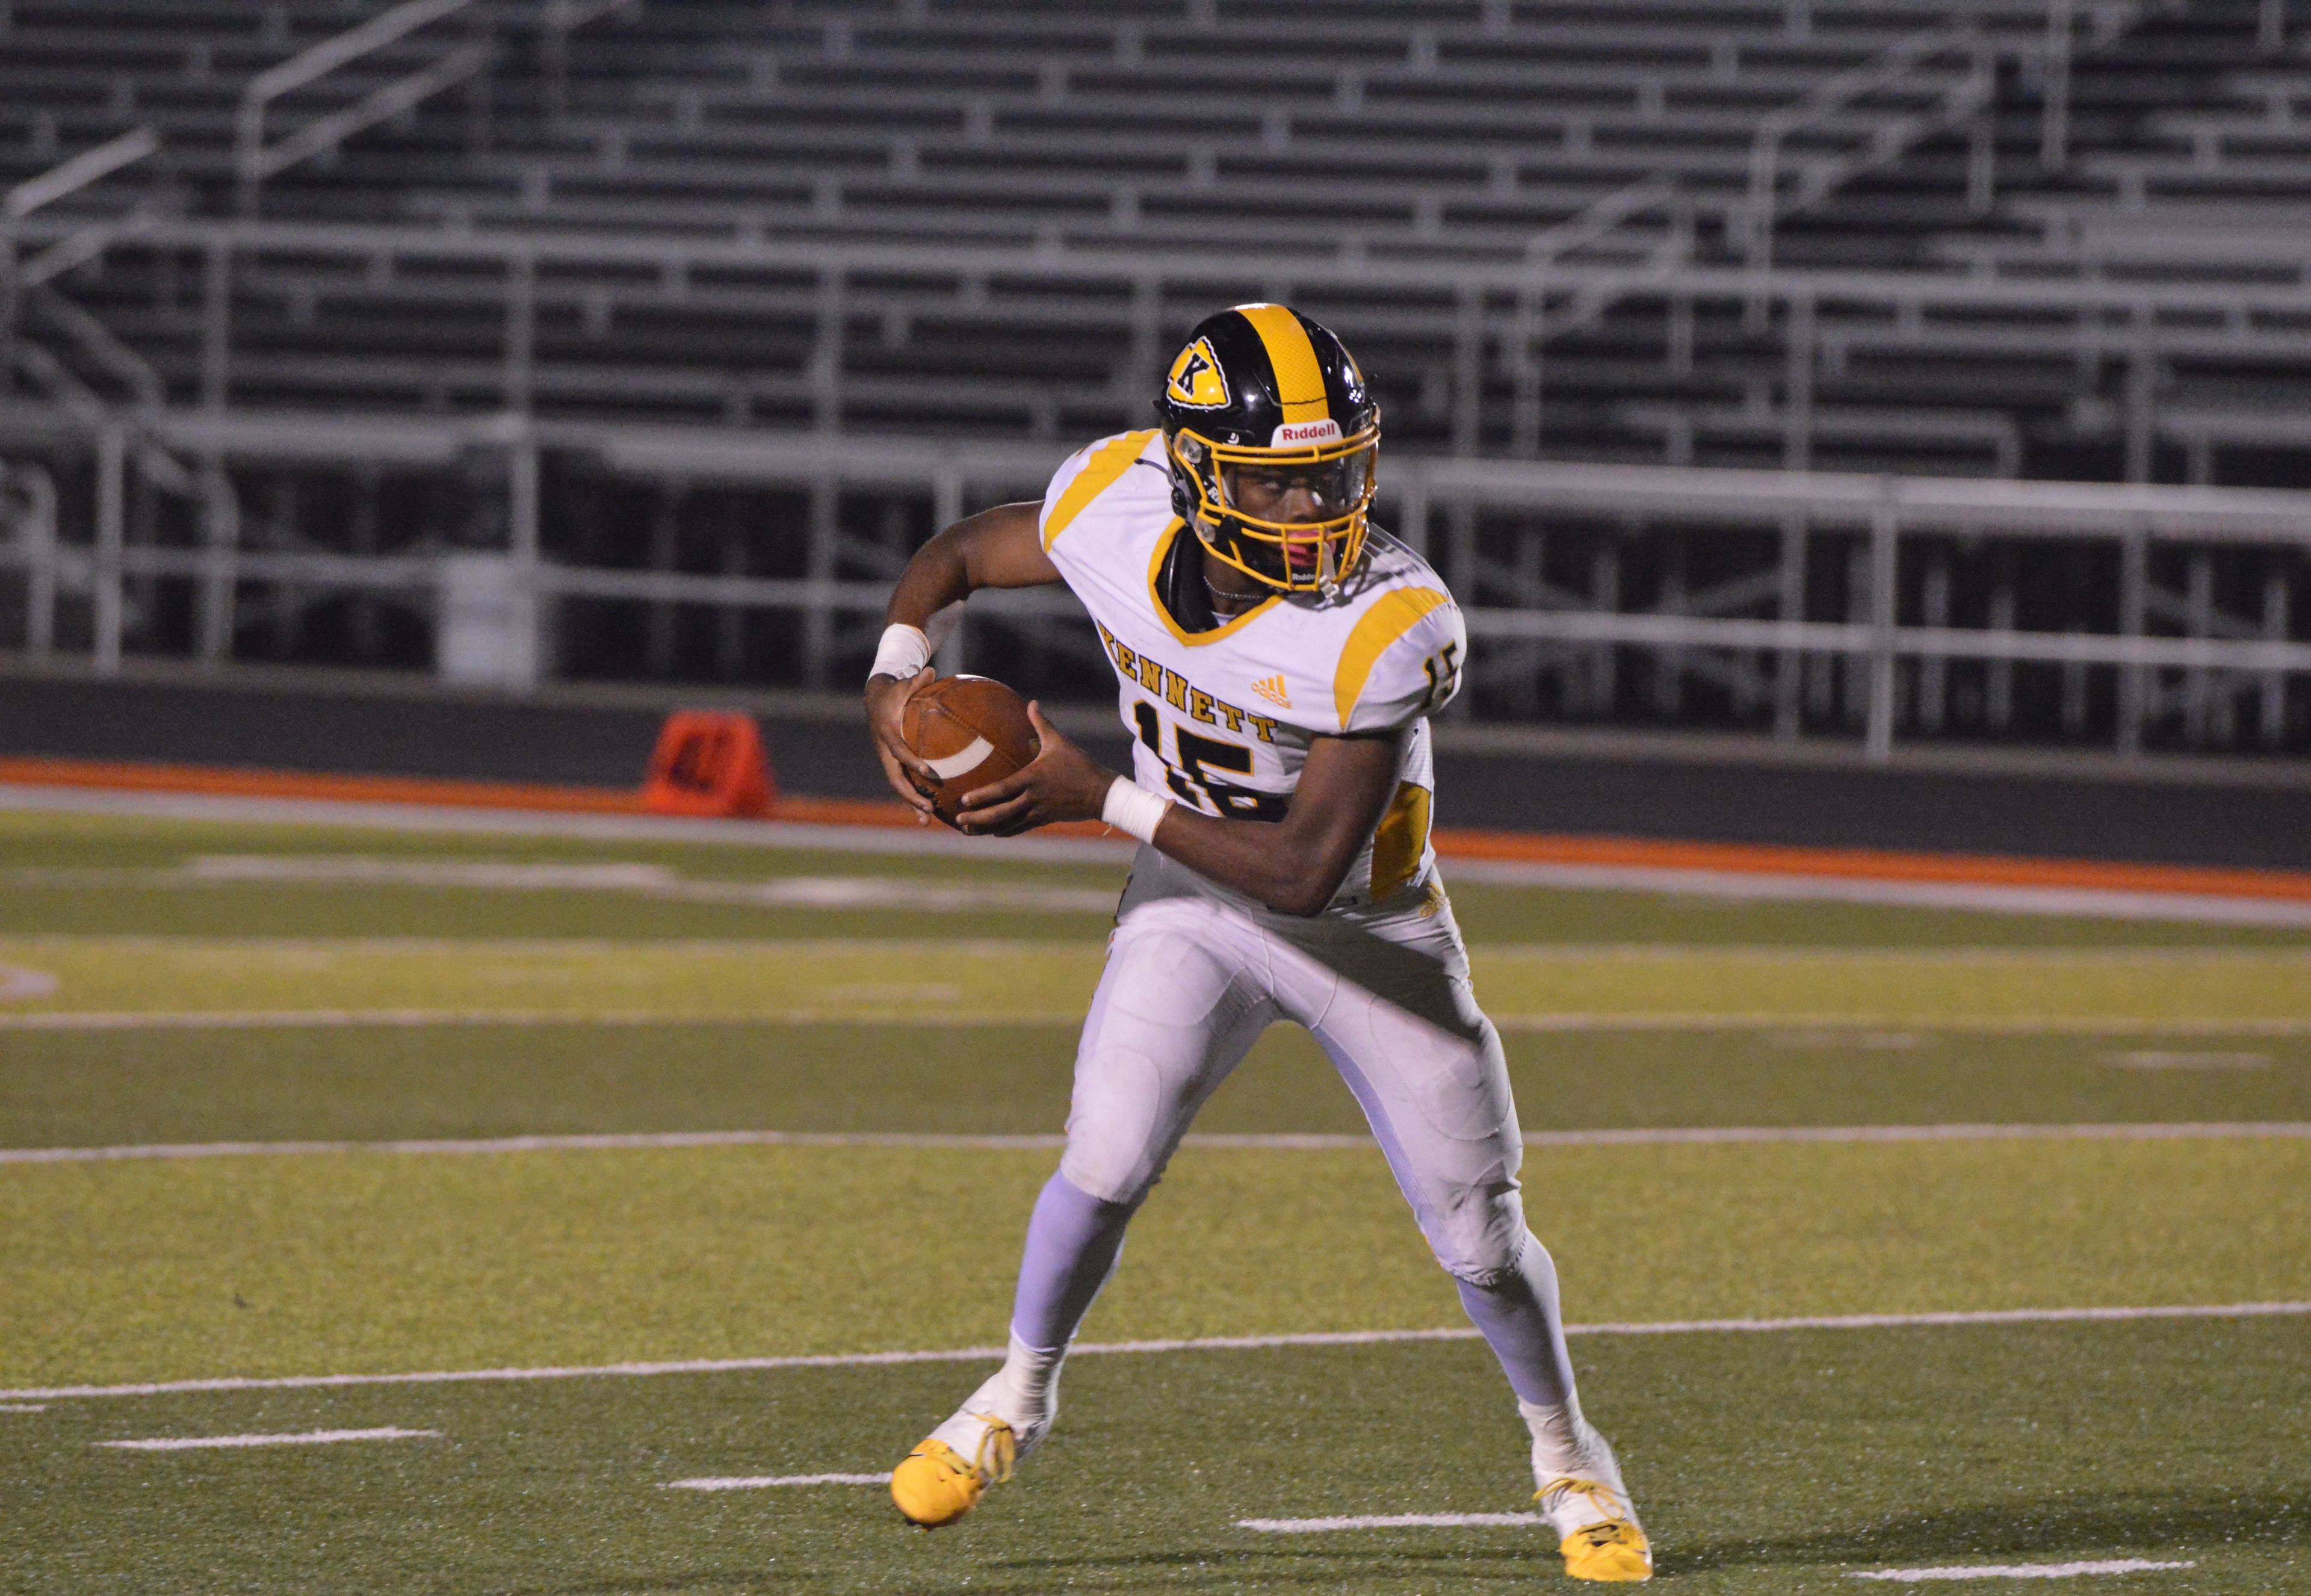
[
  {"x1": 1, "y1": 405, "x2": 2303, "y2": 759},
  {"x1": 0, "y1": 463, "x2": 58, "y2": 660},
  {"x1": 233, "y1": 0, "x2": 637, "y2": 215},
  {"x1": 3, "y1": 131, "x2": 240, "y2": 672},
  {"x1": 1740, "y1": 25, "x2": 1997, "y2": 276},
  {"x1": 236, "y1": 0, "x2": 493, "y2": 215},
  {"x1": 1, "y1": 126, "x2": 159, "y2": 345},
  {"x1": 5, "y1": 207, "x2": 2295, "y2": 480},
  {"x1": 3, "y1": 127, "x2": 157, "y2": 223}
]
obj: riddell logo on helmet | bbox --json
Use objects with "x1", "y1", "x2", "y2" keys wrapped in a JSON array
[{"x1": 1270, "y1": 419, "x2": 1341, "y2": 446}]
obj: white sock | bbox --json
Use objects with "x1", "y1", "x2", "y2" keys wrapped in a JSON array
[
  {"x1": 1518, "y1": 1393, "x2": 1590, "y2": 1473},
  {"x1": 1519, "y1": 1396, "x2": 1639, "y2": 1533},
  {"x1": 932, "y1": 1334, "x2": 1063, "y2": 1459},
  {"x1": 991, "y1": 1333, "x2": 1064, "y2": 1430}
]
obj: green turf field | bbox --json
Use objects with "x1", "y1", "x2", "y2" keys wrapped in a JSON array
[{"x1": 1, "y1": 805, "x2": 2305, "y2": 1594}]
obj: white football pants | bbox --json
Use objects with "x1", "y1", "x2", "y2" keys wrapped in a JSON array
[{"x1": 1058, "y1": 847, "x2": 1529, "y2": 1287}]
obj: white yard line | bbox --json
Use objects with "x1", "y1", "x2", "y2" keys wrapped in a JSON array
[
  {"x1": 661, "y1": 1473, "x2": 889, "y2": 1490},
  {"x1": 2106, "y1": 1050, "x2": 2269, "y2": 1070},
  {"x1": 0, "y1": 785, "x2": 1136, "y2": 863},
  {"x1": 7, "y1": 1008, "x2": 2311, "y2": 1035},
  {"x1": 1520, "y1": 1121, "x2": 2311, "y2": 1147},
  {"x1": 5, "y1": 1121, "x2": 2306, "y2": 1166},
  {"x1": 0, "y1": 965, "x2": 59, "y2": 1001},
  {"x1": 1478, "y1": 944, "x2": 2311, "y2": 964},
  {"x1": 0, "y1": 1009, "x2": 1078, "y2": 1032},
  {"x1": 1493, "y1": 1015, "x2": 2311, "y2": 1036},
  {"x1": 0, "y1": 1128, "x2": 1074, "y2": 1163},
  {"x1": 96, "y1": 1427, "x2": 440, "y2": 1452},
  {"x1": 22, "y1": 854, "x2": 2310, "y2": 925},
  {"x1": 1564, "y1": 1302, "x2": 2311, "y2": 1334},
  {"x1": 1447, "y1": 859, "x2": 2311, "y2": 927},
  {"x1": 1238, "y1": 1513, "x2": 1544, "y2": 1532},
  {"x1": 0, "y1": 861, "x2": 1119, "y2": 916},
  {"x1": 6, "y1": 1303, "x2": 2304, "y2": 1405},
  {"x1": 1849, "y1": 1561, "x2": 2195, "y2": 1582}
]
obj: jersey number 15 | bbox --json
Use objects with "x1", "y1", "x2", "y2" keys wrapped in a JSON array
[{"x1": 1133, "y1": 702, "x2": 1290, "y2": 822}]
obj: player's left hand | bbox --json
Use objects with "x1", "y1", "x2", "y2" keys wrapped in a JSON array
[{"x1": 956, "y1": 703, "x2": 1114, "y2": 837}]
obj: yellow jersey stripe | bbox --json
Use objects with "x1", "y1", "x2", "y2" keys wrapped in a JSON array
[
  {"x1": 1237, "y1": 304, "x2": 1330, "y2": 424},
  {"x1": 1369, "y1": 781, "x2": 1433, "y2": 900},
  {"x1": 1044, "y1": 430, "x2": 1157, "y2": 550},
  {"x1": 1332, "y1": 586, "x2": 1451, "y2": 728}
]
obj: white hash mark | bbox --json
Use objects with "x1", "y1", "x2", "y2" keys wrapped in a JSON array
[
  {"x1": 663, "y1": 1473, "x2": 890, "y2": 1490},
  {"x1": 98, "y1": 1426, "x2": 441, "y2": 1451},
  {"x1": 1850, "y1": 1560, "x2": 2195, "y2": 1582},
  {"x1": 1238, "y1": 1513, "x2": 1544, "y2": 1532}
]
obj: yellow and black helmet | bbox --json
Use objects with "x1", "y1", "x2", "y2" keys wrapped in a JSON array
[{"x1": 1155, "y1": 303, "x2": 1380, "y2": 595}]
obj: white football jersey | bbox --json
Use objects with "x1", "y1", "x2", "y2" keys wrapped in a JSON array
[{"x1": 1039, "y1": 428, "x2": 1466, "y2": 908}]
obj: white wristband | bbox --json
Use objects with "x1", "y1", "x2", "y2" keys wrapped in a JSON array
[
  {"x1": 1102, "y1": 776, "x2": 1173, "y2": 845},
  {"x1": 868, "y1": 622, "x2": 932, "y2": 683}
]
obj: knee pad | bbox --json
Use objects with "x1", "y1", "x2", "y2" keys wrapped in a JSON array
[
  {"x1": 1422, "y1": 1173, "x2": 1530, "y2": 1288},
  {"x1": 1059, "y1": 1044, "x2": 1172, "y2": 1206}
]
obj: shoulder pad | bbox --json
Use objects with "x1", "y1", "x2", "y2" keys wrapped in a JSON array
[
  {"x1": 1331, "y1": 585, "x2": 1464, "y2": 733},
  {"x1": 1039, "y1": 430, "x2": 1162, "y2": 551}
]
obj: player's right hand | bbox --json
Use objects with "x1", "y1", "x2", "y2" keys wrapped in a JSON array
[{"x1": 864, "y1": 666, "x2": 941, "y2": 822}]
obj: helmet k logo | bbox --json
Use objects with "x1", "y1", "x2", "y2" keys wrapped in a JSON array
[{"x1": 1166, "y1": 338, "x2": 1231, "y2": 408}]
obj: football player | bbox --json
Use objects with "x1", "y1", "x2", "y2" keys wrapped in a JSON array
[{"x1": 864, "y1": 304, "x2": 1651, "y2": 1582}]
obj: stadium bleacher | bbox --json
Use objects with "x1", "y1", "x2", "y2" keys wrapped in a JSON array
[
  {"x1": 1, "y1": 0, "x2": 2117, "y2": 442},
  {"x1": 2, "y1": 0, "x2": 2307, "y2": 753}
]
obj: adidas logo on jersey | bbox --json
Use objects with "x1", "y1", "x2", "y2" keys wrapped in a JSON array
[{"x1": 1248, "y1": 675, "x2": 1292, "y2": 708}]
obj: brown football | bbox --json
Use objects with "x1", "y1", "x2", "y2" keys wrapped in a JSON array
[{"x1": 900, "y1": 674, "x2": 1041, "y2": 829}]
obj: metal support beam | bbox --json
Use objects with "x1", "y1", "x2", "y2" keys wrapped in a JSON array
[
  {"x1": 93, "y1": 424, "x2": 126, "y2": 672},
  {"x1": 1919, "y1": 548, "x2": 1951, "y2": 733},
  {"x1": 2263, "y1": 563, "x2": 2291, "y2": 746},
  {"x1": 196, "y1": 454, "x2": 240, "y2": 663},
  {"x1": 509, "y1": 430, "x2": 542, "y2": 686},
  {"x1": 10, "y1": 465, "x2": 58, "y2": 658},
  {"x1": 2125, "y1": 304, "x2": 2158, "y2": 484},
  {"x1": 645, "y1": 490, "x2": 679, "y2": 676},
  {"x1": 1783, "y1": 292, "x2": 1816, "y2": 471},
  {"x1": 1666, "y1": 291, "x2": 1694, "y2": 379},
  {"x1": 1774, "y1": 513, "x2": 1806, "y2": 739},
  {"x1": 1510, "y1": 286, "x2": 1543, "y2": 458},
  {"x1": 932, "y1": 467, "x2": 967, "y2": 673},
  {"x1": 504, "y1": 253, "x2": 536, "y2": 415},
  {"x1": 1987, "y1": 561, "x2": 2016, "y2": 731},
  {"x1": 1967, "y1": 110, "x2": 1996, "y2": 214},
  {"x1": 1591, "y1": 532, "x2": 1622, "y2": 716},
  {"x1": 2182, "y1": 549, "x2": 2214, "y2": 743},
  {"x1": 812, "y1": 271, "x2": 846, "y2": 433},
  {"x1": 2042, "y1": 0, "x2": 2074, "y2": 169},
  {"x1": 200, "y1": 241, "x2": 232, "y2": 411},
  {"x1": 1865, "y1": 489, "x2": 1899, "y2": 761},
  {"x1": 802, "y1": 478, "x2": 838, "y2": 686},
  {"x1": 1452, "y1": 286, "x2": 1483, "y2": 456},
  {"x1": 2117, "y1": 527, "x2": 2149, "y2": 755}
]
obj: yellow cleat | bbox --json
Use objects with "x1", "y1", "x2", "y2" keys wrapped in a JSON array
[
  {"x1": 1559, "y1": 1518, "x2": 1654, "y2": 1582},
  {"x1": 889, "y1": 1417, "x2": 1015, "y2": 1529},
  {"x1": 1539, "y1": 1476, "x2": 1653, "y2": 1582}
]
